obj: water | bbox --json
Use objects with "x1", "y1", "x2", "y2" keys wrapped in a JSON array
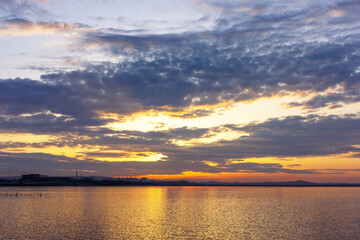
[{"x1": 0, "y1": 187, "x2": 359, "y2": 239}]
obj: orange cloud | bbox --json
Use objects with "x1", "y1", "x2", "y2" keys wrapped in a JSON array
[{"x1": 0, "y1": 19, "x2": 86, "y2": 37}]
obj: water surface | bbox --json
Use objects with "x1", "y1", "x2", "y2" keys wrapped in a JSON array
[{"x1": 0, "y1": 187, "x2": 359, "y2": 239}]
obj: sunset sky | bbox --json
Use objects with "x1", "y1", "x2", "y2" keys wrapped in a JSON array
[{"x1": 0, "y1": 0, "x2": 359, "y2": 182}]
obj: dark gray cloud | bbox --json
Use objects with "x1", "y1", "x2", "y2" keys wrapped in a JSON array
[
  {"x1": 0, "y1": 0, "x2": 359, "y2": 122},
  {"x1": 0, "y1": 150, "x2": 316, "y2": 177},
  {"x1": 0, "y1": 151, "x2": 98, "y2": 176},
  {"x1": 2, "y1": 35, "x2": 358, "y2": 121},
  {"x1": 288, "y1": 90, "x2": 360, "y2": 109},
  {"x1": 24, "y1": 116, "x2": 360, "y2": 164},
  {"x1": 0, "y1": 112, "x2": 110, "y2": 134},
  {"x1": 220, "y1": 115, "x2": 360, "y2": 157},
  {"x1": 0, "y1": 114, "x2": 358, "y2": 176},
  {"x1": 138, "y1": 115, "x2": 360, "y2": 164},
  {"x1": 0, "y1": 78, "x2": 88, "y2": 116},
  {"x1": 1, "y1": 112, "x2": 358, "y2": 161},
  {"x1": 71, "y1": 127, "x2": 211, "y2": 150}
]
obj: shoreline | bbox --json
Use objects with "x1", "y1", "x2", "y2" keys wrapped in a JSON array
[{"x1": 1, "y1": 183, "x2": 360, "y2": 187}]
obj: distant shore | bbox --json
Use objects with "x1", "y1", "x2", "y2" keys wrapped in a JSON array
[{"x1": 1, "y1": 180, "x2": 360, "y2": 187}]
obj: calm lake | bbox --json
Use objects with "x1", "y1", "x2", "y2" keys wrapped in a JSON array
[{"x1": 0, "y1": 186, "x2": 359, "y2": 239}]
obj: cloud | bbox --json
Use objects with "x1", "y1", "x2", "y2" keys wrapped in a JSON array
[
  {"x1": 5, "y1": 36, "x2": 358, "y2": 118},
  {"x1": 0, "y1": 0, "x2": 359, "y2": 178},
  {"x1": 0, "y1": 150, "x2": 316, "y2": 176},
  {"x1": 0, "y1": 0, "x2": 358, "y2": 120},
  {"x1": 0, "y1": 114, "x2": 358, "y2": 176},
  {"x1": 0, "y1": 78, "x2": 94, "y2": 117},
  {"x1": 0, "y1": 112, "x2": 110, "y2": 134},
  {"x1": 0, "y1": 18, "x2": 86, "y2": 37},
  {"x1": 288, "y1": 90, "x2": 360, "y2": 109},
  {"x1": 0, "y1": 0, "x2": 50, "y2": 21},
  {"x1": 0, "y1": 151, "x2": 98, "y2": 176},
  {"x1": 221, "y1": 115, "x2": 360, "y2": 157}
]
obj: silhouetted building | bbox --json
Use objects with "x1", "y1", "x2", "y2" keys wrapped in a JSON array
[
  {"x1": 21, "y1": 174, "x2": 74, "y2": 184},
  {"x1": 21, "y1": 174, "x2": 48, "y2": 182}
]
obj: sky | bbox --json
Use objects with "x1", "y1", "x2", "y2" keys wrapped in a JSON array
[{"x1": 0, "y1": 0, "x2": 359, "y2": 182}]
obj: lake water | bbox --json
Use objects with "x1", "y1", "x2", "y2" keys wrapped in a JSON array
[{"x1": 0, "y1": 187, "x2": 359, "y2": 239}]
